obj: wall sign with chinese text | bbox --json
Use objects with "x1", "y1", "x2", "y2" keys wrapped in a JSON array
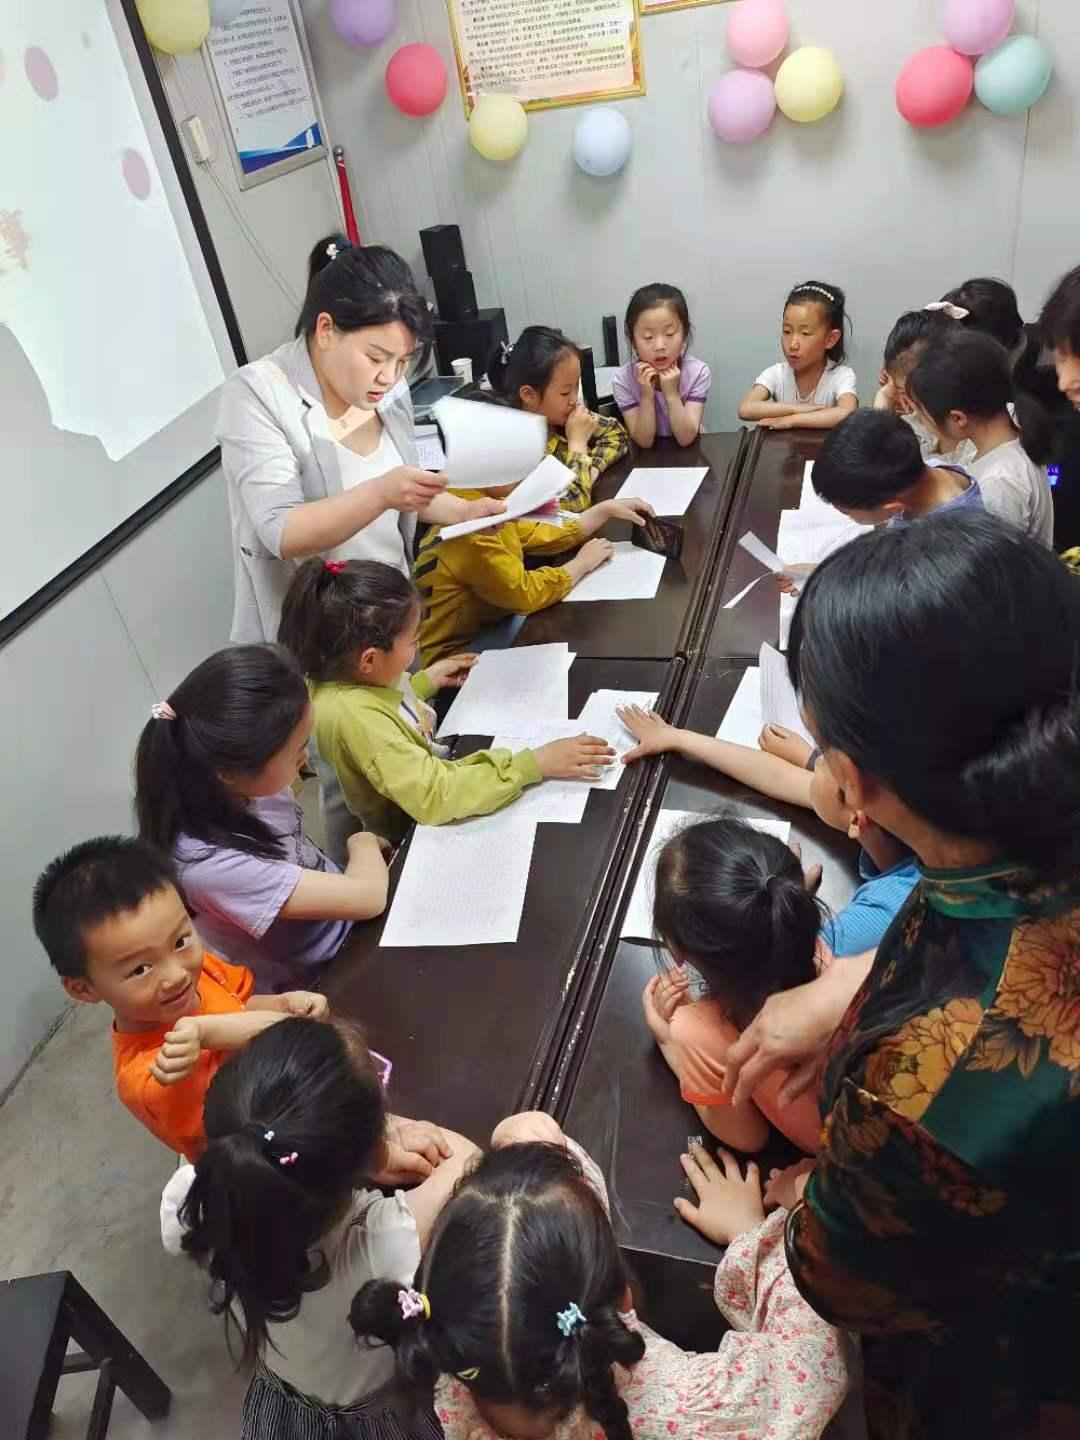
[
  {"x1": 640, "y1": 0, "x2": 729, "y2": 14},
  {"x1": 204, "y1": 0, "x2": 325, "y2": 189},
  {"x1": 446, "y1": 0, "x2": 645, "y2": 116}
]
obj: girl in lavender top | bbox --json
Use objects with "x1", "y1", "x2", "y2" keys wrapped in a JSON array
[{"x1": 611, "y1": 284, "x2": 711, "y2": 449}]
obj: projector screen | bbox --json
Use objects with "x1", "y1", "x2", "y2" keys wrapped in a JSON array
[{"x1": 1, "y1": 0, "x2": 245, "y2": 637}]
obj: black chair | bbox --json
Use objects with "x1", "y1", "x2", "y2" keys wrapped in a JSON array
[{"x1": 1, "y1": 1272, "x2": 171, "y2": 1438}]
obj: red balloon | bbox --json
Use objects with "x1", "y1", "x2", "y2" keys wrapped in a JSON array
[
  {"x1": 897, "y1": 46, "x2": 974, "y2": 128},
  {"x1": 385, "y1": 43, "x2": 446, "y2": 117}
]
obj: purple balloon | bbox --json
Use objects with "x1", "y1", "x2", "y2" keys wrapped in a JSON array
[
  {"x1": 332, "y1": 0, "x2": 397, "y2": 48},
  {"x1": 708, "y1": 69, "x2": 776, "y2": 144}
]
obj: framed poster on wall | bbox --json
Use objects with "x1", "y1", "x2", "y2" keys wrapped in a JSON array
[
  {"x1": 446, "y1": 0, "x2": 645, "y2": 116},
  {"x1": 204, "y1": 0, "x2": 326, "y2": 189},
  {"x1": 641, "y1": 0, "x2": 727, "y2": 12}
]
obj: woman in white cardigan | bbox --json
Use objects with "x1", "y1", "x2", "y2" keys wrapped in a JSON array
[{"x1": 217, "y1": 236, "x2": 501, "y2": 857}]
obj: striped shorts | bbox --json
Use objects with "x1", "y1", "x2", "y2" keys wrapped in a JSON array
[{"x1": 242, "y1": 1368, "x2": 444, "y2": 1440}]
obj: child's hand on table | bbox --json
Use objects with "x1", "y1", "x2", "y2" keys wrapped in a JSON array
[
  {"x1": 764, "y1": 1158, "x2": 815, "y2": 1210},
  {"x1": 576, "y1": 537, "x2": 614, "y2": 574},
  {"x1": 758, "y1": 723, "x2": 813, "y2": 769},
  {"x1": 594, "y1": 497, "x2": 656, "y2": 528},
  {"x1": 279, "y1": 991, "x2": 330, "y2": 1020},
  {"x1": 491, "y1": 1111, "x2": 566, "y2": 1148},
  {"x1": 151, "y1": 1015, "x2": 202, "y2": 1087},
  {"x1": 375, "y1": 1119, "x2": 452, "y2": 1183},
  {"x1": 674, "y1": 1144, "x2": 765, "y2": 1244},
  {"x1": 425, "y1": 653, "x2": 479, "y2": 690},
  {"x1": 617, "y1": 704, "x2": 675, "y2": 763},
  {"x1": 642, "y1": 970, "x2": 691, "y2": 1046},
  {"x1": 533, "y1": 734, "x2": 615, "y2": 780}
]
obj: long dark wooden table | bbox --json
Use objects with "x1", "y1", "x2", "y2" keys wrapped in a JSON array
[{"x1": 518, "y1": 432, "x2": 745, "y2": 659}]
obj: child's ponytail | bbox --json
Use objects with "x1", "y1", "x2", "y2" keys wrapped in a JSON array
[
  {"x1": 134, "y1": 645, "x2": 309, "y2": 861},
  {"x1": 574, "y1": 1311, "x2": 645, "y2": 1440},
  {"x1": 278, "y1": 558, "x2": 419, "y2": 682},
  {"x1": 349, "y1": 1281, "x2": 443, "y2": 1396}
]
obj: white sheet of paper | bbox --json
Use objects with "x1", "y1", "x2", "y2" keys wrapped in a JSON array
[
  {"x1": 715, "y1": 667, "x2": 762, "y2": 745},
  {"x1": 431, "y1": 396, "x2": 548, "y2": 489},
  {"x1": 415, "y1": 425, "x2": 447, "y2": 471},
  {"x1": 437, "y1": 644, "x2": 572, "y2": 738},
  {"x1": 488, "y1": 722, "x2": 596, "y2": 824},
  {"x1": 738, "y1": 531, "x2": 794, "y2": 578},
  {"x1": 564, "y1": 541, "x2": 666, "y2": 603},
  {"x1": 614, "y1": 467, "x2": 708, "y2": 517},
  {"x1": 380, "y1": 819, "x2": 537, "y2": 947},
  {"x1": 438, "y1": 456, "x2": 573, "y2": 540},
  {"x1": 759, "y1": 642, "x2": 815, "y2": 747},
  {"x1": 576, "y1": 689, "x2": 660, "y2": 790},
  {"x1": 621, "y1": 811, "x2": 792, "y2": 940}
]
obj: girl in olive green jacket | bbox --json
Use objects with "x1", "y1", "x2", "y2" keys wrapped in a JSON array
[{"x1": 277, "y1": 559, "x2": 612, "y2": 845}]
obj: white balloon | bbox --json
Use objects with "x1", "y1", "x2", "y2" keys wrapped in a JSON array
[{"x1": 209, "y1": 0, "x2": 246, "y2": 27}]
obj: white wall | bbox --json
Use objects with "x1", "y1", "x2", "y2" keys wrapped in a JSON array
[
  {"x1": 0, "y1": 21, "x2": 341, "y2": 1096},
  {"x1": 301, "y1": 0, "x2": 1071, "y2": 421}
]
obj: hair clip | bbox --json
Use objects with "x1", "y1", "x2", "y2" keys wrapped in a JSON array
[
  {"x1": 500, "y1": 340, "x2": 515, "y2": 360},
  {"x1": 924, "y1": 301, "x2": 971, "y2": 321},
  {"x1": 264, "y1": 1129, "x2": 275, "y2": 1142},
  {"x1": 398, "y1": 1289, "x2": 431, "y2": 1321},
  {"x1": 369, "y1": 1049, "x2": 393, "y2": 1090},
  {"x1": 556, "y1": 1302, "x2": 586, "y2": 1337},
  {"x1": 326, "y1": 240, "x2": 353, "y2": 261},
  {"x1": 456, "y1": 1367, "x2": 480, "y2": 1382},
  {"x1": 279, "y1": 1151, "x2": 299, "y2": 1167},
  {"x1": 798, "y1": 283, "x2": 836, "y2": 304},
  {"x1": 324, "y1": 560, "x2": 345, "y2": 575},
  {"x1": 150, "y1": 701, "x2": 176, "y2": 721}
]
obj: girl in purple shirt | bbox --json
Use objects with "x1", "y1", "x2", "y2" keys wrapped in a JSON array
[{"x1": 612, "y1": 283, "x2": 711, "y2": 448}]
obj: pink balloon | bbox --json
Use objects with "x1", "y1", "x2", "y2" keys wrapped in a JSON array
[
  {"x1": 897, "y1": 47, "x2": 974, "y2": 128},
  {"x1": 708, "y1": 69, "x2": 777, "y2": 144},
  {"x1": 942, "y1": 0, "x2": 1015, "y2": 57},
  {"x1": 122, "y1": 147, "x2": 152, "y2": 200},
  {"x1": 385, "y1": 43, "x2": 446, "y2": 117},
  {"x1": 726, "y1": 0, "x2": 789, "y2": 70},
  {"x1": 332, "y1": 0, "x2": 396, "y2": 48}
]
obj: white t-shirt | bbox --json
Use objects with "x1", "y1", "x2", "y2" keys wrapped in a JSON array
[
  {"x1": 755, "y1": 359, "x2": 858, "y2": 407},
  {"x1": 330, "y1": 426, "x2": 410, "y2": 572},
  {"x1": 969, "y1": 439, "x2": 1054, "y2": 548}
]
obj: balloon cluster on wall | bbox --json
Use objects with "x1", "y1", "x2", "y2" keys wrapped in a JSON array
[
  {"x1": 897, "y1": 1, "x2": 1052, "y2": 128},
  {"x1": 708, "y1": 0, "x2": 842, "y2": 146},
  {"x1": 134, "y1": 0, "x2": 247, "y2": 52}
]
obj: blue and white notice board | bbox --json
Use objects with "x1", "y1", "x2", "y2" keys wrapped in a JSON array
[{"x1": 205, "y1": 0, "x2": 326, "y2": 189}]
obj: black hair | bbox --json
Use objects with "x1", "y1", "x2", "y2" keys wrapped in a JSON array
[
  {"x1": 134, "y1": 646, "x2": 309, "y2": 863},
  {"x1": 811, "y1": 409, "x2": 924, "y2": 510},
  {"x1": 350, "y1": 1141, "x2": 644, "y2": 1440},
  {"x1": 788, "y1": 512, "x2": 1080, "y2": 881},
  {"x1": 624, "y1": 283, "x2": 693, "y2": 352},
  {"x1": 906, "y1": 327, "x2": 1055, "y2": 466},
  {"x1": 1040, "y1": 265, "x2": 1080, "y2": 358},
  {"x1": 180, "y1": 1017, "x2": 386, "y2": 1369},
  {"x1": 487, "y1": 326, "x2": 581, "y2": 407},
  {"x1": 33, "y1": 836, "x2": 179, "y2": 980},
  {"x1": 278, "y1": 558, "x2": 419, "y2": 683},
  {"x1": 942, "y1": 277, "x2": 1024, "y2": 352},
  {"x1": 295, "y1": 236, "x2": 432, "y2": 365},
  {"x1": 882, "y1": 309, "x2": 953, "y2": 375},
  {"x1": 785, "y1": 280, "x2": 849, "y2": 363},
  {"x1": 652, "y1": 816, "x2": 821, "y2": 1030}
]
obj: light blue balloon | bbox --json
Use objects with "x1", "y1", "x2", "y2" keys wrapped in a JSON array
[
  {"x1": 975, "y1": 35, "x2": 1052, "y2": 116},
  {"x1": 573, "y1": 107, "x2": 633, "y2": 177}
]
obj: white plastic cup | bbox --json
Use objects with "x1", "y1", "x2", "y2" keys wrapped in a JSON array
[{"x1": 451, "y1": 357, "x2": 474, "y2": 385}]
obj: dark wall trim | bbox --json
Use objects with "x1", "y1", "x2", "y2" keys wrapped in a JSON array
[{"x1": 2, "y1": 2, "x2": 247, "y2": 649}]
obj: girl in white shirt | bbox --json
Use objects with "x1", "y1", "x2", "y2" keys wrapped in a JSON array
[
  {"x1": 739, "y1": 280, "x2": 858, "y2": 431},
  {"x1": 907, "y1": 327, "x2": 1055, "y2": 547}
]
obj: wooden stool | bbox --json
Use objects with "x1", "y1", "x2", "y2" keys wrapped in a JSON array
[{"x1": 1, "y1": 1272, "x2": 171, "y2": 1438}]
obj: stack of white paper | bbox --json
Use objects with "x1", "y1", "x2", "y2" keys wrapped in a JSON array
[
  {"x1": 614, "y1": 467, "x2": 708, "y2": 517},
  {"x1": 620, "y1": 810, "x2": 793, "y2": 940},
  {"x1": 776, "y1": 506, "x2": 872, "y2": 648},
  {"x1": 438, "y1": 456, "x2": 572, "y2": 540},
  {"x1": 437, "y1": 644, "x2": 573, "y2": 738},
  {"x1": 431, "y1": 396, "x2": 548, "y2": 489},
  {"x1": 380, "y1": 818, "x2": 537, "y2": 948},
  {"x1": 565, "y1": 541, "x2": 666, "y2": 603},
  {"x1": 576, "y1": 689, "x2": 660, "y2": 790}
]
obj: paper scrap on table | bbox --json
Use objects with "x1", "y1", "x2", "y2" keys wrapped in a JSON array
[
  {"x1": 576, "y1": 689, "x2": 660, "y2": 790},
  {"x1": 431, "y1": 395, "x2": 548, "y2": 490},
  {"x1": 564, "y1": 541, "x2": 666, "y2": 603},
  {"x1": 621, "y1": 810, "x2": 792, "y2": 940},
  {"x1": 759, "y1": 642, "x2": 815, "y2": 747},
  {"x1": 487, "y1": 722, "x2": 597, "y2": 825},
  {"x1": 614, "y1": 467, "x2": 708, "y2": 517},
  {"x1": 722, "y1": 573, "x2": 767, "y2": 611},
  {"x1": 415, "y1": 424, "x2": 446, "y2": 472},
  {"x1": 380, "y1": 818, "x2": 537, "y2": 948},
  {"x1": 715, "y1": 667, "x2": 762, "y2": 745},
  {"x1": 438, "y1": 456, "x2": 573, "y2": 540},
  {"x1": 737, "y1": 531, "x2": 796, "y2": 580},
  {"x1": 437, "y1": 644, "x2": 573, "y2": 738}
]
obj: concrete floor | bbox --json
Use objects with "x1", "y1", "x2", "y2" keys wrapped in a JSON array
[{"x1": 0, "y1": 999, "x2": 247, "y2": 1437}]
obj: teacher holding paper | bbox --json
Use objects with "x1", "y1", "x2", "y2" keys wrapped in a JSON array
[{"x1": 218, "y1": 234, "x2": 502, "y2": 645}]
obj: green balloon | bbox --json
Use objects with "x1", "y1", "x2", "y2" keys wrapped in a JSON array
[{"x1": 975, "y1": 35, "x2": 1052, "y2": 116}]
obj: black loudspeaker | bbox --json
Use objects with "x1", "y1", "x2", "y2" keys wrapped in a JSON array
[
  {"x1": 420, "y1": 224, "x2": 466, "y2": 278},
  {"x1": 602, "y1": 314, "x2": 620, "y2": 366},
  {"x1": 580, "y1": 345, "x2": 599, "y2": 411},
  {"x1": 432, "y1": 267, "x2": 478, "y2": 322},
  {"x1": 434, "y1": 307, "x2": 508, "y2": 379}
]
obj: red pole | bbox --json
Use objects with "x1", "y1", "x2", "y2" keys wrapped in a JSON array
[{"x1": 333, "y1": 145, "x2": 361, "y2": 246}]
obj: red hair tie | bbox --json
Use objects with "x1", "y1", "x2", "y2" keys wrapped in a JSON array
[{"x1": 324, "y1": 560, "x2": 345, "y2": 575}]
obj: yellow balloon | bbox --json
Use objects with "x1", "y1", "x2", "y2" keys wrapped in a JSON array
[
  {"x1": 136, "y1": 0, "x2": 210, "y2": 55},
  {"x1": 468, "y1": 95, "x2": 528, "y2": 162},
  {"x1": 774, "y1": 47, "x2": 844, "y2": 124}
]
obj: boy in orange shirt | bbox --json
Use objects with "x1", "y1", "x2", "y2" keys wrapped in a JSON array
[{"x1": 32, "y1": 836, "x2": 328, "y2": 1161}]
